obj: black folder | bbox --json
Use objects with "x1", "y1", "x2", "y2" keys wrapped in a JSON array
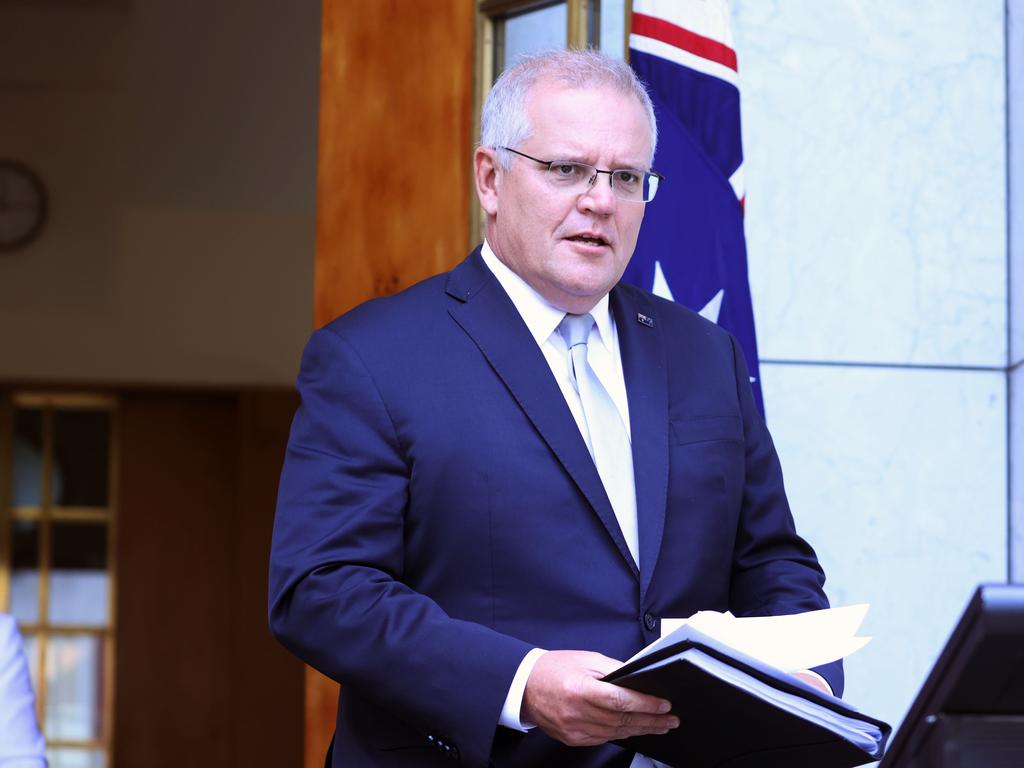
[{"x1": 602, "y1": 629, "x2": 891, "y2": 768}]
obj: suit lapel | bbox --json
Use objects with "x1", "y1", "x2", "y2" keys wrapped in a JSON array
[
  {"x1": 446, "y1": 252, "x2": 640, "y2": 579},
  {"x1": 611, "y1": 287, "x2": 669, "y2": 598}
]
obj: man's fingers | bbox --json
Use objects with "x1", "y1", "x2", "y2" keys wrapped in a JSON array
[
  {"x1": 573, "y1": 680, "x2": 678, "y2": 735},
  {"x1": 616, "y1": 709, "x2": 678, "y2": 730},
  {"x1": 595, "y1": 708, "x2": 680, "y2": 736},
  {"x1": 591, "y1": 678, "x2": 672, "y2": 716},
  {"x1": 559, "y1": 711, "x2": 680, "y2": 748}
]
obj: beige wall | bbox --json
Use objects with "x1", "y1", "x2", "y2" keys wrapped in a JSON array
[{"x1": 0, "y1": 0, "x2": 318, "y2": 386}]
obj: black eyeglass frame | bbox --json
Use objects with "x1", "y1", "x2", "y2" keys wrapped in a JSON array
[{"x1": 497, "y1": 146, "x2": 665, "y2": 203}]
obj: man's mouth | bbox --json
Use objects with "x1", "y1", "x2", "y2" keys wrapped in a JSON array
[{"x1": 567, "y1": 234, "x2": 609, "y2": 247}]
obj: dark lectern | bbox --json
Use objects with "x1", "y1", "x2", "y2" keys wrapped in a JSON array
[{"x1": 880, "y1": 584, "x2": 1024, "y2": 767}]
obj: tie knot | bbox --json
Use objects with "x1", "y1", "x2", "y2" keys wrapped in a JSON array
[{"x1": 559, "y1": 313, "x2": 595, "y2": 349}]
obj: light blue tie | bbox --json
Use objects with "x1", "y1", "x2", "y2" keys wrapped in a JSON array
[{"x1": 559, "y1": 313, "x2": 639, "y2": 566}]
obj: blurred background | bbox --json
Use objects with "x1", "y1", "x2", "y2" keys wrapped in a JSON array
[
  {"x1": 0, "y1": 1, "x2": 1019, "y2": 766},
  {"x1": 0, "y1": 0, "x2": 318, "y2": 765}
]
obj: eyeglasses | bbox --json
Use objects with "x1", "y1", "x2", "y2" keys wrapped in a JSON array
[{"x1": 498, "y1": 146, "x2": 664, "y2": 203}]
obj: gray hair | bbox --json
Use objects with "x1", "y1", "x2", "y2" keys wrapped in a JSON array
[{"x1": 480, "y1": 49, "x2": 658, "y2": 168}]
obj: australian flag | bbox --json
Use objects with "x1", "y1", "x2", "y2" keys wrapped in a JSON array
[{"x1": 624, "y1": 0, "x2": 765, "y2": 415}]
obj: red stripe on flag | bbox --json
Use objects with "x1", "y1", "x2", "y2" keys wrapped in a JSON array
[{"x1": 631, "y1": 12, "x2": 738, "y2": 72}]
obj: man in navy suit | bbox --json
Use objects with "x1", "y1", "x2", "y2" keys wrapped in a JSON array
[{"x1": 269, "y1": 49, "x2": 839, "y2": 768}]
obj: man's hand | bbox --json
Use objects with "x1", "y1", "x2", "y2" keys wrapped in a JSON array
[{"x1": 521, "y1": 650, "x2": 679, "y2": 747}]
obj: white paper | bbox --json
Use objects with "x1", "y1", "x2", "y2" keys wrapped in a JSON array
[{"x1": 639, "y1": 604, "x2": 871, "y2": 673}]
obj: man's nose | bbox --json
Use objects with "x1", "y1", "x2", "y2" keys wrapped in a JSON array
[{"x1": 578, "y1": 171, "x2": 617, "y2": 214}]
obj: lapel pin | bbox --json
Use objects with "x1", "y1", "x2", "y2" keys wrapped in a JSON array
[{"x1": 636, "y1": 313, "x2": 654, "y2": 328}]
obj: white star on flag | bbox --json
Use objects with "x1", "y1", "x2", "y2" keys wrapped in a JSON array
[
  {"x1": 652, "y1": 261, "x2": 724, "y2": 323},
  {"x1": 650, "y1": 261, "x2": 753, "y2": 383}
]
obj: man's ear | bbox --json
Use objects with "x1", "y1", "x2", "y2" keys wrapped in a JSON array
[{"x1": 474, "y1": 146, "x2": 500, "y2": 216}]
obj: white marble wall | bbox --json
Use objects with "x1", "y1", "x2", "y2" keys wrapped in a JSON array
[
  {"x1": 736, "y1": 0, "x2": 1006, "y2": 367},
  {"x1": 763, "y1": 364, "x2": 1006, "y2": 727},
  {"x1": 732, "y1": 0, "x2": 1010, "y2": 735},
  {"x1": 1008, "y1": 0, "x2": 1024, "y2": 370},
  {"x1": 1009, "y1": 0, "x2": 1024, "y2": 584},
  {"x1": 1011, "y1": 366, "x2": 1024, "y2": 585}
]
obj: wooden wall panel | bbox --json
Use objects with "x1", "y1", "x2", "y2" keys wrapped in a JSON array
[
  {"x1": 116, "y1": 394, "x2": 236, "y2": 768},
  {"x1": 233, "y1": 391, "x2": 305, "y2": 768},
  {"x1": 115, "y1": 391, "x2": 304, "y2": 768},
  {"x1": 314, "y1": 0, "x2": 475, "y2": 327},
  {"x1": 310, "y1": 0, "x2": 476, "y2": 762}
]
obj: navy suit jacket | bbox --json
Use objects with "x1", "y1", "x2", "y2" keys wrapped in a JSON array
[{"x1": 268, "y1": 248, "x2": 841, "y2": 768}]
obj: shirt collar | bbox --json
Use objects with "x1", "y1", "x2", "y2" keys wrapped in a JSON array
[{"x1": 480, "y1": 240, "x2": 614, "y2": 350}]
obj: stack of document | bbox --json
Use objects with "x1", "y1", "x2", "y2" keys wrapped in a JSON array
[{"x1": 604, "y1": 606, "x2": 891, "y2": 768}]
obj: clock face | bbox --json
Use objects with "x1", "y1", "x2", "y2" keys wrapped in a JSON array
[{"x1": 0, "y1": 160, "x2": 48, "y2": 253}]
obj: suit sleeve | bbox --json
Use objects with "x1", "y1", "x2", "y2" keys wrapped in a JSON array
[
  {"x1": 726, "y1": 334, "x2": 845, "y2": 697},
  {"x1": 0, "y1": 615, "x2": 46, "y2": 765},
  {"x1": 268, "y1": 327, "x2": 533, "y2": 765}
]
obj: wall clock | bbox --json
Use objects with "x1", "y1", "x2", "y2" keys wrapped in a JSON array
[{"x1": 0, "y1": 160, "x2": 48, "y2": 253}]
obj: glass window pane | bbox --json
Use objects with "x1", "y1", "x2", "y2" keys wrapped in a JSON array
[
  {"x1": 10, "y1": 519, "x2": 40, "y2": 623},
  {"x1": 45, "y1": 634, "x2": 105, "y2": 741},
  {"x1": 46, "y1": 748, "x2": 106, "y2": 768},
  {"x1": 501, "y1": 2, "x2": 567, "y2": 75},
  {"x1": 49, "y1": 522, "x2": 110, "y2": 626},
  {"x1": 53, "y1": 410, "x2": 110, "y2": 507},
  {"x1": 598, "y1": 0, "x2": 626, "y2": 59},
  {"x1": 13, "y1": 408, "x2": 44, "y2": 507},
  {"x1": 21, "y1": 631, "x2": 41, "y2": 698}
]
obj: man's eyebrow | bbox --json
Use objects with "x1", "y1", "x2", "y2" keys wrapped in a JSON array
[
  {"x1": 608, "y1": 160, "x2": 651, "y2": 170},
  {"x1": 541, "y1": 149, "x2": 590, "y2": 162},
  {"x1": 549, "y1": 151, "x2": 650, "y2": 169}
]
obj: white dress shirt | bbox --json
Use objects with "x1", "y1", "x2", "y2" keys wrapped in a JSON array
[
  {"x1": 480, "y1": 243, "x2": 632, "y2": 441},
  {"x1": 0, "y1": 614, "x2": 46, "y2": 768}
]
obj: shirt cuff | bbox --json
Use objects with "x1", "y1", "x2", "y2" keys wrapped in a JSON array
[
  {"x1": 498, "y1": 648, "x2": 547, "y2": 731},
  {"x1": 797, "y1": 669, "x2": 833, "y2": 696}
]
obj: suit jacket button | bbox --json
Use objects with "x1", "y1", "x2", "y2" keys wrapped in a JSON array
[{"x1": 643, "y1": 611, "x2": 657, "y2": 631}]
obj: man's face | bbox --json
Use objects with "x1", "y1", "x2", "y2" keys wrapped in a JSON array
[{"x1": 479, "y1": 80, "x2": 653, "y2": 314}]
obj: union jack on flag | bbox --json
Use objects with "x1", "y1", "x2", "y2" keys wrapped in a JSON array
[{"x1": 624, "y1": 0, "x2": 765, "y2": 415}]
